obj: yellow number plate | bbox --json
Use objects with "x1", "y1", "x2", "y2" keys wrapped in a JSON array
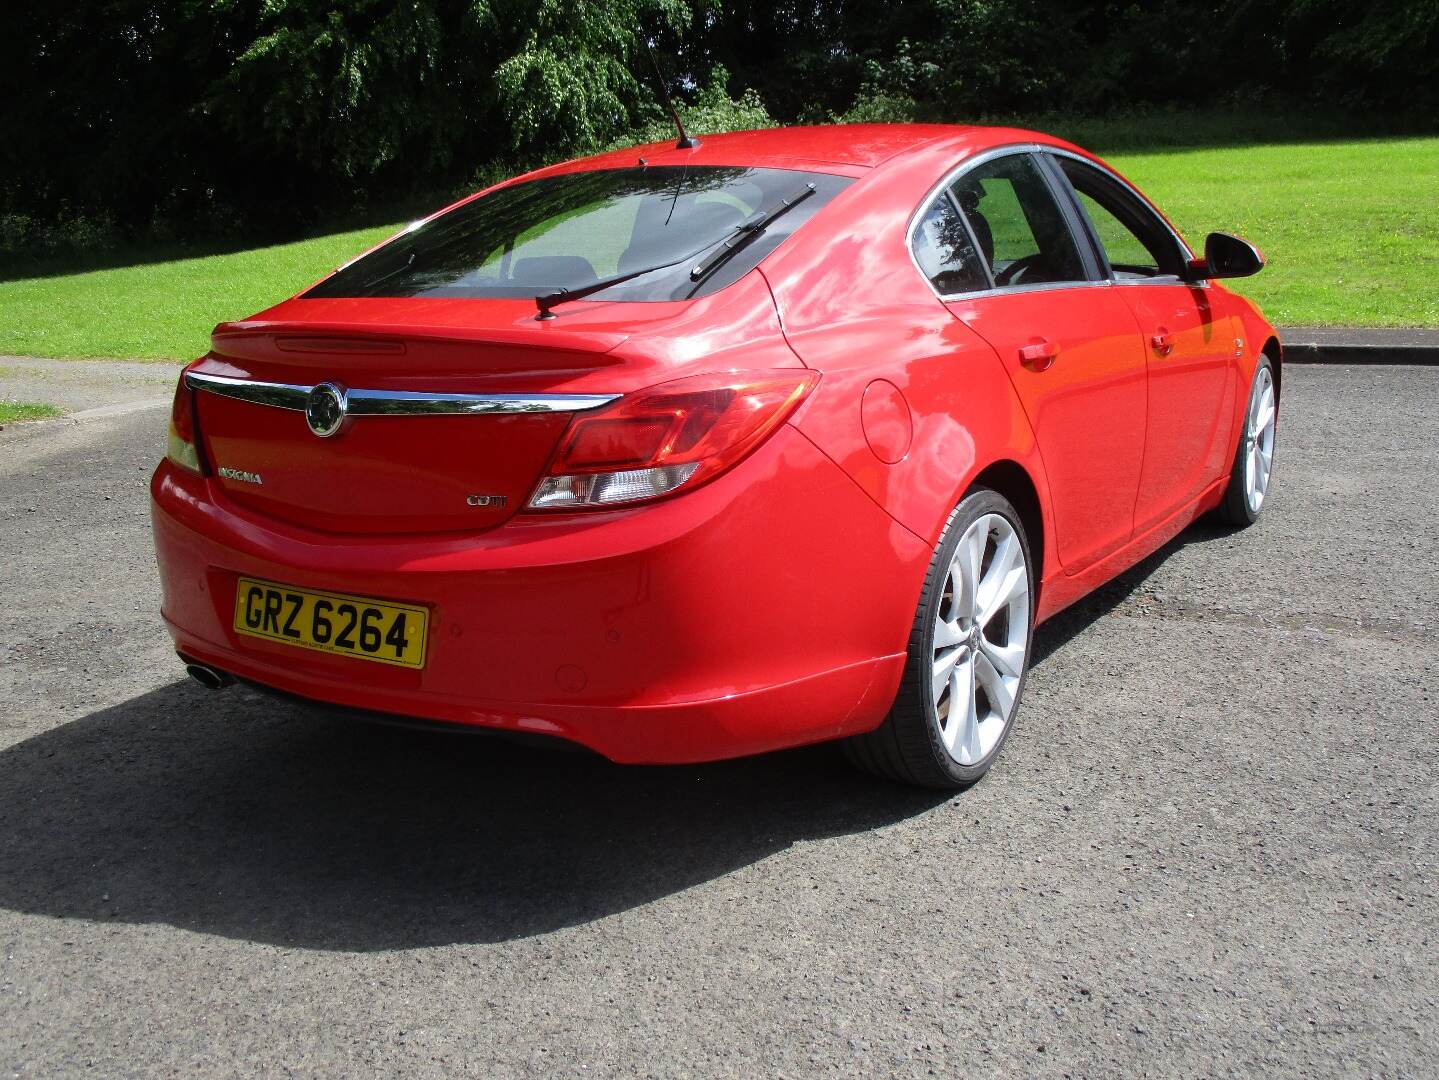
[{"x1": 233, "y1": 576, "x2": 429, "y2": 669}]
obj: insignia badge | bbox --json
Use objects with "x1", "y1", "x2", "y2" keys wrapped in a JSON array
[{"x1": 217, "y1": 467, "x2": 264, "y2": 485}]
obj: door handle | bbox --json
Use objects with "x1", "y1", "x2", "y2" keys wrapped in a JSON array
[
  {"x1": 1150, "y1": 329, "x2": 1175, "y2": 356},
  {"x1": 1018, "y1": 339, "x2": 1059, "y2": 371}
]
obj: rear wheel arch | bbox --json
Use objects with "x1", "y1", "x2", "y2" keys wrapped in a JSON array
[{"x1": 967, "y1": 459, "x2": 1045, "y2": 605}]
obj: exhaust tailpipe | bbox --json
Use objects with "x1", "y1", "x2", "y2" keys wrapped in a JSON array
[{"x1": 184, "y1": 662, "x2": 234, "y2": 691}]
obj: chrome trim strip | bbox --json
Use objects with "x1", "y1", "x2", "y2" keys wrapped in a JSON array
[
  {"x1": 343, "y1": 388, "x2": 619, "y2": 416},
  {"x1": 933, "y1": 279, "x2": 1113, "y2": 303},
  {"x1": 905, "y1": 142, "x2": 1197, "y2": 304},
  {"x1": 185, "y1": 371, "x2": 618, "y2": 415},
  {"x1": 186, "y1": 371, "x2": 311, "y2": 409}
]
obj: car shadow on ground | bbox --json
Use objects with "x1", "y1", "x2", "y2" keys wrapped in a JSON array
[
  {"x1": 0, "y1": 686, "x2": 947, "y2": 950},
  {"x1": 0, "y1": 521, "x2": 1235, "y2": 951},
  {"x1": 1029, "y1": 519, "x2": 1243, "y2": 666}
]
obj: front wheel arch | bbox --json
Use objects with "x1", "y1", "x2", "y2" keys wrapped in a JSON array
[{"x1": 1262, "y1": 335, "x2": 1282, "y2": 402}]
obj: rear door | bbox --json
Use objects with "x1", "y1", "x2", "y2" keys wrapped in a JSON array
[
  {"x1": 1047, "y1": 154, "x2": 1237, "y2": 532},
  {"x1": 931, "y1": 151, "x2": 1148, "y2": 573}
]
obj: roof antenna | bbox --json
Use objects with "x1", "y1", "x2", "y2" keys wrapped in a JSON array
[{"x1": 644, "y1": 39, "x2": 699, "y2": 150}]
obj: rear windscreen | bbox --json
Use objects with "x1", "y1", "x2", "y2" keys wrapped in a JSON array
[{"x1": 305, "y1": 166, "x2": 852, "y2": 302}]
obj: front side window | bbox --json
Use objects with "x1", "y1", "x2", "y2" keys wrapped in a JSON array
[
  {"x1": 952, "y1": 154, "x2": 1088, "y2": 288},
  {"x1": 307, "y1": 166, "x2": 852, "y2": 302},
  {"x1": 1057, "y1": 158, "x2": 1185, "y2": 279}
]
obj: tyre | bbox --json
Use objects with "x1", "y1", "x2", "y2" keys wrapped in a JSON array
[
  {"x1": 844, "y1": 488, "x2": 1034, "y2": 790},
  {"x1": 1216, "y1": 356, "x2": 1278, "y2": 526}
]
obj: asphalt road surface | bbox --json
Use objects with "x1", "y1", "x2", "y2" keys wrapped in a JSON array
[{"x1": 1, "y1": 364, "x2": 1434, "y2": 1078}]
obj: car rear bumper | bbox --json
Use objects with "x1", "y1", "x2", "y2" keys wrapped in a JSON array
[{"x1": 151, "y1": 425, "x2": 927, "y2": 763}]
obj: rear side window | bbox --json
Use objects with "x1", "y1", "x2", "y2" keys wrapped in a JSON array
[
  {"x1": 306, "y1": 166, "x2": 852, "y2": 302},
  {"x1": 912, "y1": 193, "x2": 990, "y2": 295},
  {"x1": 952, "y1": 154, "x2": 1088, "y2": 288}
]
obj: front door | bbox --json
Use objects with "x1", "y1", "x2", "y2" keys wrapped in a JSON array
[{"x1": 1049, "y1": 154, "x2": 1236, "y2": 532}]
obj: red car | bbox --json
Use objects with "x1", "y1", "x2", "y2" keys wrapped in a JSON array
[{"x1": 152, "y1": 124, "x2": 1278, "y2": 789}]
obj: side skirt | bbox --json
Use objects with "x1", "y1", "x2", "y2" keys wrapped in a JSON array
[{"x1": 1033, "y1": 476, "x2": 1227, "y2": 625}]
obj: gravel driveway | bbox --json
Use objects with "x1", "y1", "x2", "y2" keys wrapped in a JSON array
[
  {"x1": 0, "y1": 364, "x2": 1434, "y2": 1078},
  {"x1": 0, "y1": 356, "x2": 176, "y2": 415}
]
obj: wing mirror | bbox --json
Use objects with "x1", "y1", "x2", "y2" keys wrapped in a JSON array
[{"x1": 1186, "y1": 232, "x2": 1265, "y2": 281}]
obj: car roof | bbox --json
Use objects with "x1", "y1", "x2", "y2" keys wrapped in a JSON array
[{"x1": 525, "y1": 124, "x2": 1084, "y2": 180}]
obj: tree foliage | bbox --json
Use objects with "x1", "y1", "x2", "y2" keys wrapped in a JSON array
[{"x1": 2, "y1": 0, "x2": 1433, "y2": 249}]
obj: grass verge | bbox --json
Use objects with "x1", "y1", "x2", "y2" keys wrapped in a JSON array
[
  {"x1": 0, "y1": 120, "x2": 1434, "y2": 360},
  {"x1": 0, "y1": 401, "x2": 62, "y2": 423}
]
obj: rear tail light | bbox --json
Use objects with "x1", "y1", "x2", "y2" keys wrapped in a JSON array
[
  {"x1": 528, "y1": 369, "x2": 819, "y2": 510},
  {"x1": 166, "y1": 373, "x2": 205, "y2": 475}
]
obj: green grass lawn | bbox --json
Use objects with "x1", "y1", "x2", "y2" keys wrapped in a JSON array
[
  {"x1": 1, "y1": 131, "x2": 1435, "y2": 360},
  {"x1": 0, "y1": 401, "x2": 62, "y2": 422},
  {"x1": 1108, "y1": 136, "x2": 1439, "y2": 331},
  {"x1": 0, "y1": 225, "x2": 397, "y2": 362}
]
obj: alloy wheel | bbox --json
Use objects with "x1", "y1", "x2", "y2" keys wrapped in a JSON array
[
  {"x1": 1244, "y1": 365, "x2": 1277, "y2": 514},
  {"x1": 930, "y1": 513, "x2": 1031, "y2": 766}
]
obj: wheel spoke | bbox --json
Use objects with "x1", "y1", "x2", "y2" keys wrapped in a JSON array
[
  {"x1": 955, "y1": 525, "x2": 985, "y2": 622},
  {"x1": 945, "y1": 563, "x2": 964, "y2": 623},
  {"x1": 932, "y1": 644, "x2": 965, "y2": 702},
  {"x1": 979, "y1": 636, "x2": 1025, "y2": 680},
  {"x1": 933, "y1": 618, "x2": 964, "y2": 648},
  {"x1": 975, "y1": 531, "x2": 1019, "y2": 620},
  {"x1": 975, "y1": 650, "x2": 1014, "y2": 719},
  {"x1": 978, "y1": 549, "x2": 1026, "y2": 626},
  {"x1": 1254, "y1": 401, "x2": 1275, "y2": 436},
  {"x1": 942, "y1": 654, "x2": 980, "y2": 764},
  {"x1": 984, "y1": 566, "x2": 1026, "y2": 627}
]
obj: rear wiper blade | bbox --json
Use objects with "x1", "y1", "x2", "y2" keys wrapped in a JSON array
[
  {"x1": 534, "y1": 181, "x2": 817, "y2": 319},
  {"x1": 686, "y1": 182, "x2": 817, "y2": 290},
  {"x1": 535, "y1": 250, "x2": 697, "y2": 320}
]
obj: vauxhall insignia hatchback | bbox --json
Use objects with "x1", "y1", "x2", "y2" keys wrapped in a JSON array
[{"x1": 152, "y1": 124, "x2": 1279, "y2": 789}]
